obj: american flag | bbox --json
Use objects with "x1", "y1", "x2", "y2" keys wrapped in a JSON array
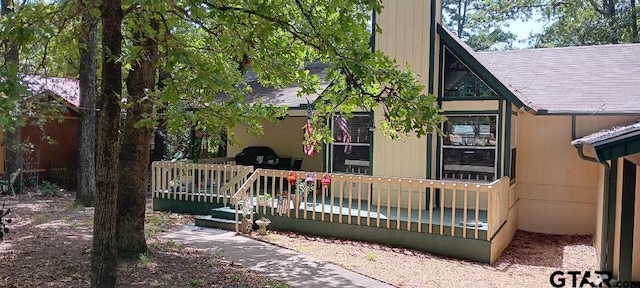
[
  {"x1": 335, "y1": 115, "x2": 352, "y2": 154},
  {"x1": 303, "y1": 101, "x2": 315, "y2": 156}
]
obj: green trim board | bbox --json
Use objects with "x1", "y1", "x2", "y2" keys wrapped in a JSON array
[
  {"x1": 496, "y1": 100, "x2": 503, "y2": 178},
  {"x1": 606, "y1": 159, "x2": 618, "y2": 272},
  {"x1": 571, "y1": 115, "x2": 577, "y2": 140},
  {"x1": 369, "y1": 6, "x2": 376, "y2": 53},
  {"x1": 427, "y1": 134, "x2": 433, "y2": 178},
  {"x1": 602, "y1": 162, "x2": 612, "y2": 271},
  {"x1": 428, "y1": 0, "x2": 436, "y2": 95},
  {"x1": 619, "y1": 159, "x2": 636, "y2": 281},
  {"x1": 441, "y1": 110, "x2": 500, "y2": 115},
  {"x1": 436, "y1": 25, "x2": 526, "y2": 109},
  {"x1": 152, "y1": 197, "x2": 227, "y2": 215},
  {"x1": 504, "y1": 101, "x2": 511, "y2": 178},
  {"x1": 368, "y1": 110, "x2": 374, "y2": 176}
]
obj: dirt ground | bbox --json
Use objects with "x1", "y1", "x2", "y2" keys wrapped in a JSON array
[{"x1": 0, "y1": 193, "x2": 287, "y2": 288}]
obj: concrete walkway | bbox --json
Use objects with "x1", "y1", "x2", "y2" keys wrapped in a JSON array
[{"x1": 161, "y1": 224, "x2": 394, "y2": 288}]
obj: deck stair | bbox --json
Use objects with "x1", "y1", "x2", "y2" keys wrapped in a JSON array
[{"x1": 195, "y1": 206, "x2": 253, "y2": 231}]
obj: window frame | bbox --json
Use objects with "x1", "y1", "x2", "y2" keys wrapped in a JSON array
[
  {"x1": 329, "y1": 113, "x2": 373, "y2": 175},
  {"x1": 440, "y1": 114, "x2": 500, "y2": 182},
  {"x1": 441, "y1": 47, "x2": 500, "y2": 101}
]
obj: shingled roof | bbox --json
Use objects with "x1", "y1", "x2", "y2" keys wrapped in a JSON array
[
  {"x1": 439, "y1": 26, "x2": 640, "y2": 114},
  {"x1": 240, "y1": 62, "x2": 330, "y2": 108},
  {"x1": 22, "y1": 76, "x2": 80, "y2": 109}
]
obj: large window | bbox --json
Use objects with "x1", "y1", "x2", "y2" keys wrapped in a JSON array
[
  {"x1": 443, "y1": 48, "x2": 497, "y2": 99},
  {"x1": 331, "y1": 114, "x2": 372, "y2": 174},
  {"x1": 442, "y1": 115, "x2": 498, "y2": 181}
]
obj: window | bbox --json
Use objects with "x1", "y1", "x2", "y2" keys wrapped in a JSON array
[
  {"x1": 443, "y1": 48, "x2": 497, "y2": 99},
  {"x1": 442, "y1": 115, "x2": 498, "y2": 181},
  {"x1": 331, "y1": 114, "x2": 372, "y2": 174}
]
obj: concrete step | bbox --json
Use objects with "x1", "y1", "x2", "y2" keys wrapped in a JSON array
[
  {"x1": 210, "y1": 206, "x2": 254, "y2": 220},
  {"x1": 194, "y1": 216, "x2": 237, "y2": 231}
]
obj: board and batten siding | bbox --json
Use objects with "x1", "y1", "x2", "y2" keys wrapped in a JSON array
[
  {"x1": 228, "y1": 117, "x2": 323, "y2": 172},
  {"x1": 609, "y1": 158, "x2": 640, "y2": 281},
  {"x1": 517, "y1": 114, "x2": 639, "y2": 235},
  {"x1": 372, "y1": 0, "x2": 434, "y2": 179},
  {"x1": 516, "y1": 113, "x2": 598, "y2": 235}
]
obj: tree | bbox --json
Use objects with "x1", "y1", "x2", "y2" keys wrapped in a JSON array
[
  {"x1": 76, "y1": 0, "x2": 97, "y2": 207},
  {"x1": 90, "y1": 0, "x2": 122, "y2": 286},
  {"x1": 533, "y1": 0, "x2": 640, "y2": 46},
  {"x1": 116, "y1": 8, "x2": 159, "y2": 258},
  {"x1": 442, "y1": 0, "x2": 542, "y2": 50},
  {"x1": 1, "y1": 0, "x2": 22, "y2": 190}
]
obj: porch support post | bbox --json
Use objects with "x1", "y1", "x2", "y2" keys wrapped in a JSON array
[
  {"x1": 604, "y1": 158, "x2": 618, "y2": 273},
  {"x1": 619, "y1": 159, "x2": 636, "y2": 281}
]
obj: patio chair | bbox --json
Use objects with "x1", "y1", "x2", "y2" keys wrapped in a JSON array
[
  {"x1": 0, "y1": 168, "x2": 21, "y2": 195},
  {"x1": 291, "y1": 158, "x2": 303, "y2": 170},
  {"x1": 276, "y1": 156, "x2": 292, "y2": 170}
]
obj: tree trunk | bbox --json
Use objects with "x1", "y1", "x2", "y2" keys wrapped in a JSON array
[
  {"x1": 605, "y1": 0, "x2": 619, "y2": 43},
  {"x1": 116, "y1": 13, "x2": 159, "y2": 258},
  {"x1": 76, "y1": 0, "x2": 98, "y2": 207},
  {"x1": 631, "y1": 0, "x2": 639, "y2": 42},
  {"x1": 151, "y1": 71, "x2": 169, "y2": 162},
  {"x1": 2, "y1": 0, "x2": 22, "y2": 193},
  {"x1": 91, "y1": 0, "x2": 122, "y2": 287}
]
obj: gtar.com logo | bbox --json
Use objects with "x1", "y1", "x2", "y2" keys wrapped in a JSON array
[{"x1": 550, "y1": 271, "x2": 640, "y2": 288}]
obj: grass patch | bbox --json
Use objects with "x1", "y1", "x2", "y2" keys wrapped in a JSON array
[
  {"x1": 264, "y1": 280, "x2": 288, "y2": 288},
  {"x1": 139, "y1": 250, "x2": 153, "y2": 266},
  {"x1": 189, "y1": 278, "x2": 203, "y2": 287},
  {"x1": 365, "y1": 251, "x2": 377, "y2": 261},
  {"x1": 212, "y1": 250, "x2": 224, "y2": 259}
]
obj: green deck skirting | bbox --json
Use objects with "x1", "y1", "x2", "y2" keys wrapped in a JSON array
[
  {"x1": 248, "y1": 210, "x2": 491, "y2": 263},
  {"x1": 153, "y1": 196, "x2": 227, "y2": 215}
]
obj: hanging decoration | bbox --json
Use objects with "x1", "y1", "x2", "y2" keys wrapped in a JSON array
[
  {"x1": 287, "y1": 171, "x2": 298, "y2": 186},
  {"x1": 303, "y1": 98, "x2": 316, "y2": 157},
  {"x1": 335, "y1": 115, "x2": 352, "y2": 154},
  {"x1": 321, "y1": 174, "x2": 331, "y2": 188},
  {"x1": 305, "y1": 173, "x2": 315, "y2": 187}
]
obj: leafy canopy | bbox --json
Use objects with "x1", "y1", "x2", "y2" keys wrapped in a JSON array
[{"x1": 2, "y1": 0, "x2": 445, "y2": 147}]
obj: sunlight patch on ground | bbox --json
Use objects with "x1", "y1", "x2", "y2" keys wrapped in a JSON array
[{"x1": 35, "y1": 220, "x2": 72, "y2": 229}]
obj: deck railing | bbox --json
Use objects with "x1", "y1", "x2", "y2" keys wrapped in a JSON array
[
  {"x1": 151, "y1": 161, "x2": 253, "y2": 207},
  {"x1": 198, "y1": 157, "x2": 236, "y2": 165},
  {"x1": 232, "y1": 169, "x2": 510, "y2": 240}
]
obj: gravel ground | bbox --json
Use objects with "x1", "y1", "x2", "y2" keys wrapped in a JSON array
[{"x1": 253, "y1": 230, "x2": 598, "y2": 288}]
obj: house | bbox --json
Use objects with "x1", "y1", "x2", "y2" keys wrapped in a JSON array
[
  {"x1": 1, "y1": 76, "x2": 80, "y2": 189},
  {"x1": 150, "y1": 0, "x2": 640, "y2": 281}
]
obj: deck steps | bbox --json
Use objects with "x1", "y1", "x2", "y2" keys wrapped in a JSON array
[
  {"x1": 195, "y1": 206, "x2": 255, "y2": 231},
  {"x1": 194, "y1": 216, "x2": 238, "y2": 231}
]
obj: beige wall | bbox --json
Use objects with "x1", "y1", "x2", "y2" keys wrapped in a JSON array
[
  {"x1": 372, "y1": 0, "x2": 434, "y2": 179},
  {"x1": 516, "y1": 113, "x2": 599, "y2": 235},
  {"x1": 228, "y1": 117, "x2": 323, "y2": 172},
  {"x1": 372, "y1": 108, "x2": 427, "y2": 178},
  {"x1": 574, "y1": 116, "x2": 638, "y2": 138}
]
